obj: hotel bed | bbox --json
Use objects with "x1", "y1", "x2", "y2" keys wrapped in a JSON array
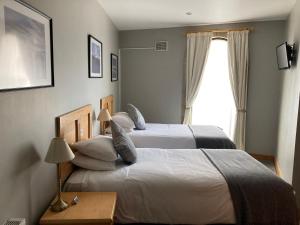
[
  {"x1": 128, "y1": 123, "x2": 236, "y2": 149},
  {"x1": 65, "y1": 148, "x2": 236, "y2": 224},
  {"x1": 57, "y1": 104, "x2": 298, "y2": 225},
  {"x1": 100, "y1": 96, "x2": 236, "y2": 149}
]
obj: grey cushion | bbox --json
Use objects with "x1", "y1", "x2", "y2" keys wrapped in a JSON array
[
  {"x1": 127, "y1": 104, "x2": 146, "y2": 130},
  {"x1": 111, "y1": 120, "x2": 137, "y2": 164}
]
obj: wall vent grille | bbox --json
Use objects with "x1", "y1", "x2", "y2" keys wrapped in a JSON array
[{"x1": 155, "y1": 41, "x2": 168, "y2": 51}]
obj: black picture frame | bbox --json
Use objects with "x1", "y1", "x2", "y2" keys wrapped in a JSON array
[
  {"x1": 111, "y1": 53, "x2": 118, "y2": 82},
  {"x1": 0, "y1": 0, "x2": 54, "y2": 92},
  {"x1": 88, "y1": 34, "x2": 103, "y2": 78}
]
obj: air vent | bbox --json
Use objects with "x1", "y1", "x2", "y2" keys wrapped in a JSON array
[
  {"x1": 155, "y1": 41, "x2": 168, "y2": 52},
  {"x1": 3, "y1": 219, "x2": 26, "y2": 225}
]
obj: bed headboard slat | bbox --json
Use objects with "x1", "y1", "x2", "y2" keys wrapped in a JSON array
[{"x1": 56, "y1": 104, "x2": 93, "y2": 183}]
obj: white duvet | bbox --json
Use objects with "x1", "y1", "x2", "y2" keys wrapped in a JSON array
[
  {"x1": 129, "y1": 123, "x2": 197, "y2": 149},
  {"x1": 64, "y1": 148, "x2": 235, "y2": 225}
]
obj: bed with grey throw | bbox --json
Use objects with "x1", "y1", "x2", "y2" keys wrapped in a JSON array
[
  {"x1": 189, "y1": 125, "x2": 236, "y2": 149},
  {"x1": 65, "y1": 147, "x2": 298, "y2": 225},
  {"x1": 202, "y1": 148, "x2": 299, "y2": 225},
  {"x1": 128, "y1": 123, "x2": 235, "y2": 149}
]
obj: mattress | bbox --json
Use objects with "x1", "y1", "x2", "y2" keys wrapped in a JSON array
[
  {"x1": 64, "y1": 148, "x2": 235, "y2": 225},
  {"x1": 128, "y1": 123, "x2": 197, "y2": 149}
]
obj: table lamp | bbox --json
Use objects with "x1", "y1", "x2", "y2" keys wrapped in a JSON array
[
  {"x1": 97, "y1": 108, "x2": 112, "y2": 134},
  {"x1": 45, "y1": 137, "x2": 75, "y2": 212}
]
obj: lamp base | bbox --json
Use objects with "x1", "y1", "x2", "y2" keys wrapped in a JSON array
[{"x1": 51, "y1": 198, "x2": 68, "y2": 212}]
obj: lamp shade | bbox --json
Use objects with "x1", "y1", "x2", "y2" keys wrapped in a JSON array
[
  {"x1": 45, "y1": 137, "x2": 75, "y2": 163},
  {"x1": 97, "y1": 109, "x2": 112, "y2": 122}
]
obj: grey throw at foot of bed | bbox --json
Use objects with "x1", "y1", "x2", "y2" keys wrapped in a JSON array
[
  {"x1": 189, "y1": 125, "x2": 236, "y2": 149},
  {"x1": 202, "y1": 149, "x2": 299, "y2": 225}
]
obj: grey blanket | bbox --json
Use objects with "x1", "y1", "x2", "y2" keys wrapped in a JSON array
[
  {"x1": 189, "y1": 125, "x2": 236, "y2": 149},
  {"x1": 202, "y1": 149, "x2": 299, "y2": 225}
]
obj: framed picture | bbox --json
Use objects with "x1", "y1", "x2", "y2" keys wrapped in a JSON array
[
  {"x1": 111, "y1": 54, "x2": 118, "y2": 82},
  {"x1": 88, "y1": 35, "x2": 103, "y2": 78},
  {"x1": 0, "y1": 0, "x2": 54, "y2": 92}
]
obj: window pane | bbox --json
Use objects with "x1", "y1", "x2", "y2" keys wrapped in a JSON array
[{"x1": 192, "y1": 40, "x2": 236, "y2": 140}]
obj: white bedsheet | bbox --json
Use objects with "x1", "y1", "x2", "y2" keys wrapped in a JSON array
[
  {"x1": 64, "y1": 148, "x2": 235, "y2": 224},
  {"x1": 129, "y1": 123, "x2": 197, "y2": 149}
]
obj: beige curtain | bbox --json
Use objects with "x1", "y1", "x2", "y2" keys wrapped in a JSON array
[
  {"x1": 183, "y1": 32, "x2": 213, "y2": 124},
  {"x1": 227, "y1": 30, "x2": 249, "y2": 149}
]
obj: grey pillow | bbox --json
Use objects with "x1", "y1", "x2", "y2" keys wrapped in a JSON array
[
  {"x1": 111, "y1": 120, "x2": 137, "y2": 164},
  {"x1": 127, "y1": 104, "x2": 146, "y2": 130}
]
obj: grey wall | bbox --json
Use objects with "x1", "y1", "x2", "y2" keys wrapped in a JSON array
[
  {"x1": 120, "y1": 21, "x2": 285, "y2": 156},
  {"x1": 120, "y1": 28, "x2": 186, "y2": 123},
  {"x1": 276, "y1": 0, "x2": 300, "y2": 184},
  {"x1": 0, "y1": 0, "x2": 119, "y2": 224}
]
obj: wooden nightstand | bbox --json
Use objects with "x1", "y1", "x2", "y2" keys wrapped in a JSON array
[{"x1": 40, "y1": 192, "x2": 117, "y2": 225}]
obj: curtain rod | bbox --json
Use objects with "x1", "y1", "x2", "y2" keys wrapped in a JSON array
[{"x1": 186, "y1": 27, "x2": 254, "y2": 35}]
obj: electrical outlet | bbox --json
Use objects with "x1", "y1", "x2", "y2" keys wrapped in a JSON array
[{"x1": 3, "y1": 218, "x2": 26, "y2": 225}]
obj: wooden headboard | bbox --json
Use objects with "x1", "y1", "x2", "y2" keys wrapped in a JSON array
[
  {"x1": 56, "y1": 104, "x2": 93, "y2": 183},
  {"x1": 100, "y1": 95, "x2": 114, "y2": 132}
]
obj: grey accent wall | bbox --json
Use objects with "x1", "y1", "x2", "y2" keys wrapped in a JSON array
[
  {"x1": 120, "y1": 21, "x2": 285, "y2": 156},
  {"x1": 120, "y1": 28, "x2": 186, "y2": 123},
  {"x1": 0, "y1": 0, "x2": 119, "y2": 224}
]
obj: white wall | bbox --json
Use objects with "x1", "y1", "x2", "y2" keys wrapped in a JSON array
[
  {"x1": 120, "y1": 21, "x2": 285, "y2": 155},
  {"x1": 0, "y1": 0, "x2": 119, "y2": 224},
  {"x1": 277, "y1": 0, "x2": 300, "y2": 184}
]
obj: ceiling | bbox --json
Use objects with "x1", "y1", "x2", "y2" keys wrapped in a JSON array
[{"x1": 97, "y1": 0, "x2": 295, "y2": 30}]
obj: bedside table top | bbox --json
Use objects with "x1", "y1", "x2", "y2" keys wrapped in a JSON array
[{"x1": 40, "y1": 192, "x2": 117, "y2": 225}]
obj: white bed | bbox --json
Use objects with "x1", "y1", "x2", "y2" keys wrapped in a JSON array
[
  {"x1": 128, "y1": 123, "x2": 197, "y2": 149},
  {"x1": 64, "y1": 148, "x2": 235, "y2": 225},
  {"x1": 100, "y1": 96, "x2": 236, "y2": 149}
]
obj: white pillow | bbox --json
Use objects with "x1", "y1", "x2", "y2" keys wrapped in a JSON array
[
  {"x1": 72, "y1": 136, "x2": 117, "y2": 161},
  {"x1": 72, "y1": 152, "x2": 116, "y2": 171},
  {"x1": 111, "y1": 112, "x2": 135, "y2": 132}
]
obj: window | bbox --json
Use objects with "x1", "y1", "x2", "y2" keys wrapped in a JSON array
[{"x1": 192, "y1": 39, "x2": 236, "y2": 140}]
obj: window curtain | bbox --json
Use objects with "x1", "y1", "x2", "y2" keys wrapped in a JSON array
[
  {"x1": 227, "y1": 30, "x2": 249, "y2": 150},
  {"x1": 183, "y1": 32, "x2": 213, "y2": 124}
]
